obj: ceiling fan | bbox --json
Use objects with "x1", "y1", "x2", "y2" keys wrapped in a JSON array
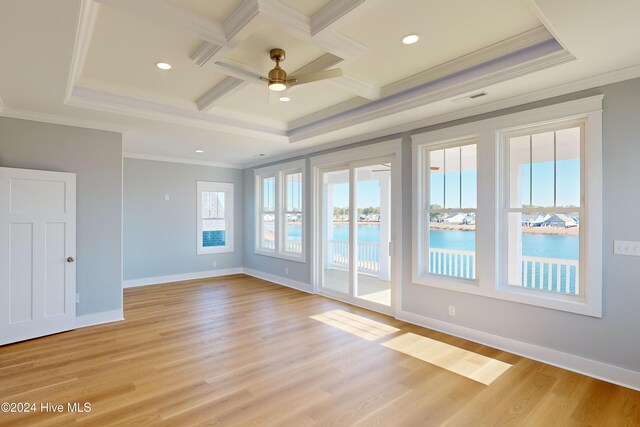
[{"x1": 216, "y1": 48, "x2": 343, "y2": 92}]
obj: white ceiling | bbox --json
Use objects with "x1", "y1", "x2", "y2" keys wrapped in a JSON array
[{"x1": 0, "y1": 0, "x2": 638, "y2": 168}]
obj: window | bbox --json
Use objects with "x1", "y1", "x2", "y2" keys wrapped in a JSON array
[
  {"x1": 258, "y1": 176, "x2": 276, "y2": 251},
  {"x1": 412, "y1": 95, "x2": 602, "y2": 317},
  {"x1": 255, "y1": 160, "x2": 306, "y2": 261},
  {"x1": 197, "y1": 181, "x2": 234, "y2": 254},
  {"x1": 423, "y1": 140, "x2": 477, "y2": 280},
  {"x1": 501, "y1": 123, "x2": 582, "y2": 296},
  {"x1": 283, "y1": 171, "x2": 303, "y2": 255}
]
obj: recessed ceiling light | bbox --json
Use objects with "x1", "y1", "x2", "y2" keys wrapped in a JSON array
[
  {"x1": 195, "y1": 149, "x2": 204, "y2": 153},
  {"x1": 156, "y1": 62, "x2": 172, "y2": 70},
  {"x1": 279, "y1": 96, "x2": 290, "y2": 102},
  {"x1": 402, "y1": 34, "x2": 419, "y2": 45}
]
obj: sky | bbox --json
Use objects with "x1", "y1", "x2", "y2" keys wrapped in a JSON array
[
  {"x1": 327, "y1": 158, "x2": 580, "y2": 210},
  {"x1": 429, "y1": 158, "x2": 580, "y2": 209},
  {"x1": 332, "y1": 180, "x2": 381, "y2": 208}
]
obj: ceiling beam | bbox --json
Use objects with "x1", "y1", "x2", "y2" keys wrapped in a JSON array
[
  {"x1": 258, "y1": 0, "x2": 368, "y2": 61},
  {"x1": 190, "y1": 0, "x2": 261, "y2": 67},
  {"x1": 310, "y1": 0, "x2": 366, "y2": 37},
  {"x1": 196, "y1": 77, "x2": 245, "y2": 112}
]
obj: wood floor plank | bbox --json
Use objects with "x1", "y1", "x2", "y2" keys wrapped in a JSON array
[{"x1": 0, "y1": 275, "x2": 638, "y2": 426}]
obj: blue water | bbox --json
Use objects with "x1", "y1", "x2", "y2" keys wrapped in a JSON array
[
  {"x1": 300, "y1": 223, "x2": 579, "y2": 292},
  {"x1": 302, "y1": 224, "x2": 578, "y2": 260}
]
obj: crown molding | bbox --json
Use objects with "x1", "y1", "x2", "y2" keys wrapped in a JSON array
[
  {"x1": 289, "y1": 27, "x2": 557, "y2": 131},
  {"x1": 65, "y1": 0, "x2": 100, "y2": 102},
  {"x1": 288, "y1": 38, "x2": 573, "y2": 142},
  {"x1": 0, "y1": 107, "x2": 124, "y2": 133},
  {"x1": 123, "y1": 152, "x2": 242, "y2": 169},
  {"x1": 383, "y1": 26, "x2": 554, "y2": 98},
  {"x1": 524, "y1": 0, "x2": 572, "y2": 54},
  {"x1": 94, "y1": 0, "x2": 227, "y2": 45},
  {"x1": 310, "y1": 0, "x2": 365, "y2": 36},
  {"x1": 250, "y1": 64, "x2": 640, "y2": 169},
  {"x1": 196, "y1": 77, "x2": 246, "y2": 111},
  {"x1": 66, "y1": 86, "x2": 289, "y2": 141}
]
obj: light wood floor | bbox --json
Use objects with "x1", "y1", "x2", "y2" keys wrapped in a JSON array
[{"x1": 1, "y1": 275, "x2": 638, "y2": 426}]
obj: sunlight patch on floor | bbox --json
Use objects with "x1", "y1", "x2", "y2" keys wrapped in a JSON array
[
  {"x1": 381, "y1": 332, "x2": 512, "y2": 385},
  {"x1": 310, "y1": 310, "x2": 400, "y2": 341}
]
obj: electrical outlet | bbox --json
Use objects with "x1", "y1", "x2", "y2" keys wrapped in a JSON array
[
  {"x1": 285, "y1": 268, "x2": 289, "y2": 275},
  {"x1": 448, "y1": 305, "x2": 456, "y2": 316},
  {"x1": 164, "y1": 194, "x2": 170, "y2": 201},
  {"x1": 76, "y1": 293, "x2": 80, "y2": 304},
  {"x1": 212, "y1": 261, "x2": 218, "y2": 268},
  {"x1": 614, "y1": 240, "x2": 640, "y2": 256}
]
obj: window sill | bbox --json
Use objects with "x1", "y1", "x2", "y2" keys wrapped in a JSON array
[
  {"x1": 198, "y1": 245, "x2": 234, "y2": 255},
  {"x1": 254, "y1": 248, "x2": 306, "y2": 263},
  {"x1": 411, "y1": 275, "x2": 601, "y2": 318}
]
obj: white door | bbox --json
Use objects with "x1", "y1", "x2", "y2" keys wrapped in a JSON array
[
  {"x1": 317, "y1": 155, "x2": 397, "y2": 315},
  {"x1": 0, "y1": 167, "x2": 76, "y2": 345}
]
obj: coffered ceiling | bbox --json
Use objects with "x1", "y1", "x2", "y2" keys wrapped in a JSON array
[{"x1": 0, "y1": 0, "x2": 639, "y2": 167}]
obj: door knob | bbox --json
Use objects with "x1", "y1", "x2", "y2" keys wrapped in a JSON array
[{"x1": 67, "y1": 257, "x2": 75, "y2": 263}]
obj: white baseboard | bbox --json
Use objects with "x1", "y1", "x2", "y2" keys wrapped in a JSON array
[
  {"x1": 76, "y1": 309, "x2": 124, "y2": 329},
  {"x1": 396, "y1": 309, "x2": 640, "y2": 391},
  {"x1": 123, "y1": 268, "x2": 244, "y2": 288},
  {"x1": 242, "y1": 268, "x2": 313, "y2": 294}
]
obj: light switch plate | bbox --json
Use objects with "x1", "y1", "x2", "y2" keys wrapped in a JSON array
[{"x1": 614, "y1": 240, "x2": 640, "y2": 256}]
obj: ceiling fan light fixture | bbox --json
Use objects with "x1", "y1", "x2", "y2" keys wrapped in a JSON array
[
  {"x1": 402, "y1": 34, "x2": 420, "y2": 45},
  {"x1": 269, "y1": 82, "x2": 287, "y2": 91}
]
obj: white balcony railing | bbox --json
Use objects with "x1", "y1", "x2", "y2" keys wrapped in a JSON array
[
  {"x1": 520, "y1": 255, "x2": 579, "y2": 295},
  {"x1": 428, "y1": 248, "x2": 579, "y2": 295},
  {"x1": 329, "y1": 240, "x2": 380, "y2": 274},
  {"x1": 260, "y1": 240, "x2": 302, "y2": 254},
  {"x1": 429, "y1": 248, "x2": 476, "y2": 279},
  {"x1": 285, "y1": 240, "x2": 302, "y2": 253}
]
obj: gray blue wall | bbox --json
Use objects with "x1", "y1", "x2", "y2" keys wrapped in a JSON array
[
  {"x1": 123, "y1": 158, "x2": 243, "y2": 281},
  {"x1": 0, "y1": 117, "x2": 122, "y2": 317},
  {"x1": 243, "y1": 77, "x2": 640, "y2": 373}
]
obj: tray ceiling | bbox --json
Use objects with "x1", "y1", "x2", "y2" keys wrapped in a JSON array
[{"x1": 0, "y1": 0, "x2": 638, "y2": 167}]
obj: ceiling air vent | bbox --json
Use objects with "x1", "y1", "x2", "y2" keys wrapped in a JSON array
[{"x1": 451, "y1": 92, "x2": 487, "y2": 103}]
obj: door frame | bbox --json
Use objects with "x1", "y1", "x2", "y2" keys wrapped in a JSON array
[{"x1": 310, "y1": 139, "x2": 403, "y2": 316}]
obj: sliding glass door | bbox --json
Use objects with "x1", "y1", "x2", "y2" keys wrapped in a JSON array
[{"x1": 319, "y1": 156, "x2": 394, "y2": 313}]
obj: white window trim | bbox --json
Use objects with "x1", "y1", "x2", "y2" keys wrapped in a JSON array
[
  {"x1": 412, "y1": 95, "x2": 603, "y2": 317},
  {"x1": 254, "y1": 159, "x2": 306, "y2": 263},
  {"x1": 197, "y1": 181, "x2": 234, "y2": 255}
]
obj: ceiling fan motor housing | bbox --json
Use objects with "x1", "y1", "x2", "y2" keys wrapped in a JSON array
[{"x1": 268, "y1": 67, "x2": 287, "y2": 84}]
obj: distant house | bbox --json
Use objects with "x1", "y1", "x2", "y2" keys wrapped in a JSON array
[
  {"x1": 522, "y1": 214, "x2": 550, "y2": 227},
  {"x1": 443, "y1": 213, "x2": 467, "y2": 224},
  {"x1": 541, "y1": 214, "x2": 577, "y2": 228},
  {"x1": 463, "y1": 214, "x2": 476, "y2": 225}
]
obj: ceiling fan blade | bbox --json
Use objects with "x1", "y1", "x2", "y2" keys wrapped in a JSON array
[
  {"x1": 214, "y1": 61, "x2": 265, "y2": 83},
  {"x1": 288, "y1": 68, "x2": 343, "y2": 86}
]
